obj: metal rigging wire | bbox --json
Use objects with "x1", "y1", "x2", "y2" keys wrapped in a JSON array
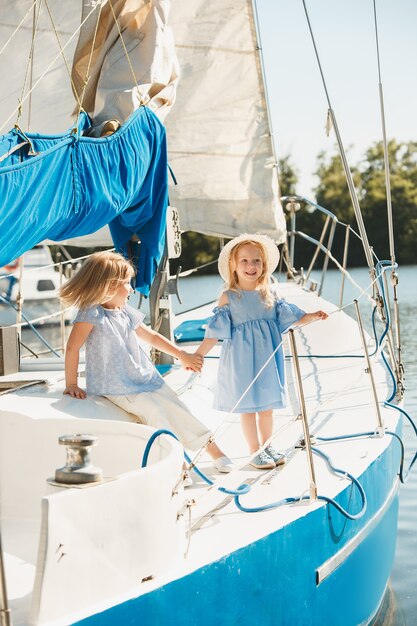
[
  {"x1": 372, "y1": 0, "x2": 396, "y2": 267},
  {"x1": 301, "y1": 0, "x2": 374, "y2": 272}
]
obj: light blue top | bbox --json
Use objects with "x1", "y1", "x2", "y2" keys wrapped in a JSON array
[
  {"x1": 205, "y1": 290, "x2": 305, "y2": 413},
  {"x1": 74, "y1": 305, "x2": 164, "y2": 396}
]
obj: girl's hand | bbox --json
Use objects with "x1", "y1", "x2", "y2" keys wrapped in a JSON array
[
  {"x1": 64, "y1": 384, "x2": 87, "y2": 399},
  {"x1": 314, "y1": 310, "x2": 328, "y2": 320},
  {"x1": 178, "y1": 350, "x2": 203, "y2": 372}
]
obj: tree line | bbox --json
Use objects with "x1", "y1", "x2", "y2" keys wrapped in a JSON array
[{"x1": 172, "y1": 139, "x2": 417, "y2": 274}]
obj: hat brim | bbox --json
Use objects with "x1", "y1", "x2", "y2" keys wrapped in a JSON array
[{"x1": 218, "y1": 233, "x2": 280, "y2": 282}]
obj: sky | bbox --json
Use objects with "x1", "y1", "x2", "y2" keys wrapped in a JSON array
[{"x1": 256, "y1": 0, "x2": 417, "y2": 198}]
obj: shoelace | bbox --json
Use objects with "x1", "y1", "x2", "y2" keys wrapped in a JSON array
[
  {"x1": 265, "y1": 445, "x2": 280, "y2": 457},
  {"x1": 257, "y1": 450, "x2": 273, "y2": 462}
]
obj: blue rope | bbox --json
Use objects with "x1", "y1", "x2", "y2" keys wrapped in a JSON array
[
  {"x1": 141, "y1": 429, "x2": 366, "y2": 517},
  {"x1": 373, "y1": 261, "x2": 417, "y2": 479},
  {"x1": 234, "y1": 490, "x2": 366, "y2": 518},
  {"x1": 182, "y1": 450, "x2": 251, "y2": 496},
  {"x1": 370, "y1": 305, "x2": 379, "y2": 356},
  {"x1": 385, "y1": 430, "x2": 406, "y2": 483},
  {"x1": 316, "y1": 431, "x2": 376, "y2": 443},
  {"x1": 234, "y1": 493, "x2": 305, "y2": 513},
  {"x1": 141, "y1": 429, "x2": 250, "y2": 496},
  {"x1": 311, "y1": 446, "x2": 367, "y2": 518},
  {"x1": 141, "y1": 429, "x2": 178, "y2": 468},
  {"x1": 375, "y1": 260, "x2": 394, "y2": 353},
  {"x1": 315, "y1": 261, "x2": 417, "y2": 484},
  {"x1": 235, "y1": 446, "x2": 367, "y2": 519}
]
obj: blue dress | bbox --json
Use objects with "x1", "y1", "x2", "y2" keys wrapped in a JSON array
[{"x1": 205, "y1": 290, "x2": 305, "y2": 413}]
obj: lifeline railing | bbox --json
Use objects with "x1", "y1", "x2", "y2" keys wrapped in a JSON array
[
  {"x1": 170, "y1": 257, "x2": 413, "y2": 544},
  {"x1": 288, "y1": 328, "x2": 317, "y2": 501},
  {"x1": 162, "y1": 201, "x2": 404, "y2": 523},
  {"x1": 281, "y1": 195, "x2": 378, "y2": 302},
  {"x1": 281, "y1": 194, "x2": 404, "y2": 399}
]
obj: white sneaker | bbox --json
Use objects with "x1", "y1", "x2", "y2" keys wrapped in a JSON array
[
  {"x1": 213, "y1": 456, "x2": 234, "y2": 473},
  {"x1": 264, "y1": 444, "x2": 287, "y2": 466},
  {"x1": 250, "y1": 451, "x2": 276, "y2": 470}
]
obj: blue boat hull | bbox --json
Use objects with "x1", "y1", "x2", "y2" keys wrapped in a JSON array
[{"x1": 76, "y1": 433, "x2": 400, "y2": 626}]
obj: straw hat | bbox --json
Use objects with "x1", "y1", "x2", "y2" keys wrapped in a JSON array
[{"x1": 218, "y1": 233, "x2": 280, "y2": 282}]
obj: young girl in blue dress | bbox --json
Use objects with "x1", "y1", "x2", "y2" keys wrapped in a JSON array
[
  {"x1": 195, "y1": 234, "x2": 328, "y2": 469},
  {"x1": 60, "y1": 251, "x2": 233, "y2": 481}
]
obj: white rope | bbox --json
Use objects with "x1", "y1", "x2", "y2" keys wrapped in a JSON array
[
  {"x1": 0, "y1": 2, "x2": 99, "y2": 133},
  {"x1": 44, "y1": 0, "x2": 83, "y2": 110},
  {"x1": 301, "y1": 0, "x2": 374, "y2": 271},
  {"x1": 0, "y1": 0, "x2": 39, "y2": 57},
  {"x1": 16, "y1": 0, "x2": 43, "y2": 128},
  {"x1": 73, "y1": 0, "x2": 104, "y2": 129}
]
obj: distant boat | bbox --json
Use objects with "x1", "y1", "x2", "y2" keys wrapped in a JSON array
[
  {"x1": 0, "y1": 246, "x2": 62, "y2": 303},
  {"x1": 0, "y1": 245, "x2": 71, "y2": 327},
  {"x1": 0, "y1": 2, "x2": 411, "y2": 626}
]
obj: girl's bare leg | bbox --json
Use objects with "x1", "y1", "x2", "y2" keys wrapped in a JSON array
[
  {"x1": 240, "y1": 412, "x2": 260, "y2": 453},
  {"x1": 206, "y1": 440, "x2": 227, "y2": 460},
  {"x1": 258, "y1": 409, "x2": 273, "y2": 446}
]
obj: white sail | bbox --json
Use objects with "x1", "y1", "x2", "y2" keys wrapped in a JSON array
[
  {"x1": 164, "y1": 0, "x2": 286, "y2": 242},
  {"x1": 0, "y1": 0, "x2": 178, "y2": 249},
  {"x1": 0, "y1": 2, "x2": 80, "y2": 133},
  {"x1": 71, "y1": 0, "x2": 179, "y2": 125},
  {"x1": 0, "y1": 0, "x2": 286, "y2": 247},
  {"x1": 0, "y1": 0, "x2": 178, "y2": 133}
]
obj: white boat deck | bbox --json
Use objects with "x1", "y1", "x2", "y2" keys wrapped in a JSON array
[
  {"x1": 162, "y1": 285, "x2": 398, "y2": 578},
  {"x1": 0, "y1": 283, "x2": 400, "y2": 624}
]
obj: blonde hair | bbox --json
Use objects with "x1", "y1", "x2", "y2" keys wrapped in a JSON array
[
  {"x1": 60, "y1": 251, "x2": 135, "y2": 309},
  {"x1": 227, "y1": 240, "x2": 274, "y2": 308}
]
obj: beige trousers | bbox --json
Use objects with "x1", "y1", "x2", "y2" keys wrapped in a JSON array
[{"x1": 107, "y1": 382, "x2": 211, "y2": 451}]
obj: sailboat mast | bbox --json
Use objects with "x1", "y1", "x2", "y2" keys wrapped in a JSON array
[
  {"x1": 149, "y1": 248, "x2": 174, "y2": 365},
  {"x1": 148, "y1": 207, "x2": 182, "y2": 363}
]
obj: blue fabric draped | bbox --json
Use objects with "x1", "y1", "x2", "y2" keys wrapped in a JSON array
[{"x1": 0, "y1": 107, "x2": 168, "y2": 295}]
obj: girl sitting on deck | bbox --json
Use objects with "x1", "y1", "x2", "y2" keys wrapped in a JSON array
[
  {"x1": 195, "y1": 234, "x2": 328, "y2": 470},
  {"x1": 60, "y1": 251, "x2": 233, "y2": 482}
]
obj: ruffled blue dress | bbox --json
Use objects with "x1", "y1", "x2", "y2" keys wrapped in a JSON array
[{"x1": 205, "y1": 290, "x2": 305, "y2": 413}]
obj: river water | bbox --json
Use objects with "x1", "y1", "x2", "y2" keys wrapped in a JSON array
[{"x1": 18, "y1": 264, "x2": 417, "y2": 624}]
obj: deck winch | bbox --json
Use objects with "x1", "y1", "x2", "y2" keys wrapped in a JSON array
[{"x1": 55, "y1": 434, "x2": 103, "y2": 484}]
